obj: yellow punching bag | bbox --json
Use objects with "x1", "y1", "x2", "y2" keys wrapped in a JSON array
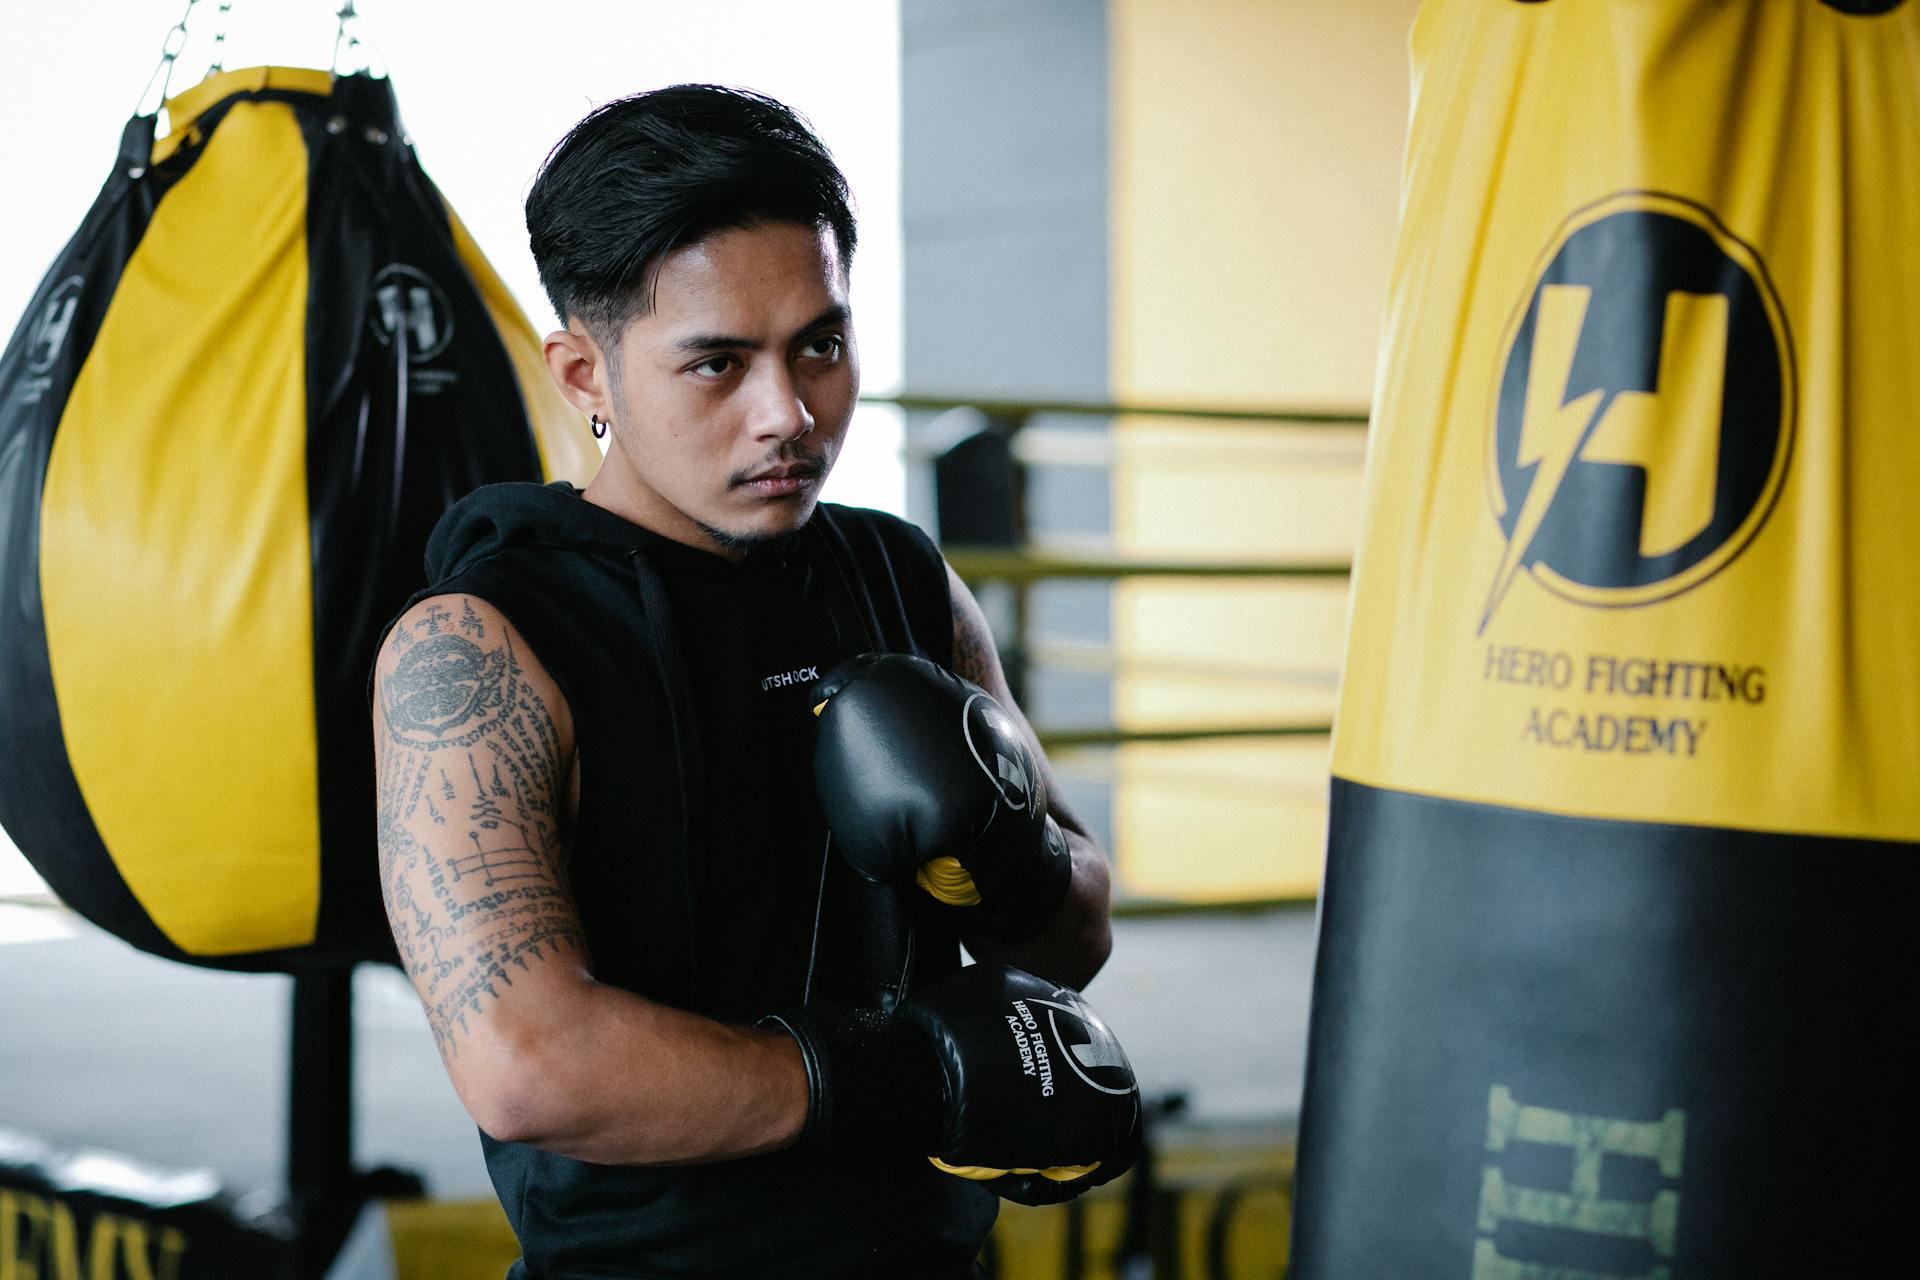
[
  {"x1": 1293, "y1": 1, "x2": 1918, "y2": 1275},
  {"x1": 0, "y1": 68, "x2": 599, "y2": 971}
]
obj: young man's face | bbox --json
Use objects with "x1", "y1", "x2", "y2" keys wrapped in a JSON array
[{"x1": 597, "y1": 220, "x2": 857, "y2": 556}]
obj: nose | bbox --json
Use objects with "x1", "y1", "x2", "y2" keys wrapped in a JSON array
[{"x1": 748, "y1": 362, "x2": 814, "y2": 445}]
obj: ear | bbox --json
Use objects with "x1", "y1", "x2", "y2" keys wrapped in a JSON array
[{"x1": 542, "y1": 323, "x2": 612, "y2": 419}]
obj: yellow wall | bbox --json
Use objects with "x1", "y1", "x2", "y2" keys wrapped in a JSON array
[{"x1": 1108, "y1": 0, "x2": 1420, "y2": 898}]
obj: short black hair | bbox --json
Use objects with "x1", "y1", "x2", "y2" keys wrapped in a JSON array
[{"x1": 525, "y1": 84, "x2": 857, "y2": 344}]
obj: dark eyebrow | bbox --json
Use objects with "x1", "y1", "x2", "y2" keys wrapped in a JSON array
[{"x1": 673, "y1": 304, "x2": 849, "y2": 354}]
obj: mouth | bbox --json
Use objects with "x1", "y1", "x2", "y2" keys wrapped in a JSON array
[{"x1": 735, "y1": 462, "x2": 823, "y2": 498}]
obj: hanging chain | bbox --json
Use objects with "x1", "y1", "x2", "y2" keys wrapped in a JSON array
[
  {"x1": 134, "y1": 0, "x2": 202, "y2": 117},
  {"x1": 206, "y1": 0, "x2": 236, "y2": 76},
  {"x1": 331, "y1": 1, "x2": 364, "y2": 76},
  {"x1": 134, "y1": 1, "x2": 381, "y2": 119}
]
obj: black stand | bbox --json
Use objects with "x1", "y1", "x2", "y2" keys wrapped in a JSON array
[
  {"x1": 288, "y1": 970, "x2": 358, "y2": 1280},
  {"x1": 286, "y1": 968, "x2": 425, "y2": 1280}
]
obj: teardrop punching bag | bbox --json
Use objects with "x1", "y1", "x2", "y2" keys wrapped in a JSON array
[
  {"x1": 0, "y1": 67, "x2": 599, "y2": 972},
  {"x1": 1293, "y1": 2, "x2": 1918, "y2": 1275}
]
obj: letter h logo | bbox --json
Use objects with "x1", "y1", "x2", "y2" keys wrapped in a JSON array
[
  {"x1": 1472, "y1": 1085, "x2": 1685, "y2": 1280},
  {"x1": 378, "y1": 281, "x2": 440, "y2": 355}
]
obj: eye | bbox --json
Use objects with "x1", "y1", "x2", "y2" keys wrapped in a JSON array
[
  {"x1": 688, "y1": 354, "x2": 737, "y2": 380},
  {"x1": 799, "y1": 334, "x2": 843, "y2": 363}
]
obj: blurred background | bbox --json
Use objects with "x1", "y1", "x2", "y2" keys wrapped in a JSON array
[{"x1": 0, "y1": 0, "x2": 1420, "y2": 1274}]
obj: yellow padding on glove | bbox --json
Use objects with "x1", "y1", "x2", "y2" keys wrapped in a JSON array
[
  {"x1": 929, "y1": 1157, "x2": 1100, "y2": 1182},
  {"x1": 916, "y1": 857, "x2": 982, "y2": 907}
]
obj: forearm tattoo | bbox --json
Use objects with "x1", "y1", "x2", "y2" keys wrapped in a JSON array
[{"x1": 375, "y1": 599, "x2": 584, "y2": 1056}]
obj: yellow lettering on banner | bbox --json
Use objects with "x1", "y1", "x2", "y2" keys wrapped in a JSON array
[
  {"x1": 0, "y1": 1194, "x2": 188, "y2": 1280},
  {"x1": 82, "y1": 1216, "x2": 124, "y2": 1280},
  {"x1": 2, "y1": 1189, "x2": 51, "y2": 1280},
  {"x1": 153, "y1": 1228, "x2": 186, "y2": 1280},
  {"x1": 35, "y1": 1195, "x2": 82, "y2": 1280},
  {"x1": 1583, "y1": 291, "x2": 1729, "y2": 559},
  {"x1": 42, "y1": 1201, "x2": 75, "y2": 1280},
  {"x1": 81, "y1": 1213, "x2": 188, "y2": 1280},
  {"x1": 92, "y1": 1218, "x2": 131, "y2": 1280}
]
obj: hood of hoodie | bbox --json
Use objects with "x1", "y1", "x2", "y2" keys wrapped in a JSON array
[
  {"x1": 425, "y1": 479, "x2": 812, "y2": 585},
  {"x1": 425, "y1": 480, "x2": 662, "y2": 581}
]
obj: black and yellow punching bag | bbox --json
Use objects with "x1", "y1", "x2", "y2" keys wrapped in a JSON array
[
  {"x1": 0, "y1": 67, "x2": 598, "y2": 971},
  {"x1": 1293, "y1": 1, "x2": 1917, "y2": 1275}
]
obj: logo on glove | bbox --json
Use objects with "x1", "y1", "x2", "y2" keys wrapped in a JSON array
[
  {"x1": 963, "y1": 693, "x2": 1035, "y2": 813},
  {"x1": 1032, "y1": 995, "x2": 1135, "y2": 1097}
]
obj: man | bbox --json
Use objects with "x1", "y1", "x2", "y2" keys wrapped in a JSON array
[{"x1": 370, "y1": 86, "x2": 1133, "y2": 1278}]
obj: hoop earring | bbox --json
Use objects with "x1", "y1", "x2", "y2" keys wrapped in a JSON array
[{"x1": 590, "y1": 413, "x2": 608, "y2": 439}]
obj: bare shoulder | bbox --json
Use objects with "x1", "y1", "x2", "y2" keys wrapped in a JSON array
[
  {"x1": 944, "y1": 562, "x2": 1007, "y2": 696},
  {"x1": 371, "y1": 594, "x2": 583, "y2": 1059}
]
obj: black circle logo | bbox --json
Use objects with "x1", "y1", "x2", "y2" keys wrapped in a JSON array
[
  {"x1": 367, "y1": 263, "x2": 454, "y2": 362},
  {"x1": 1480, "y1": 192, "x2": 1794, "y2": 632}
]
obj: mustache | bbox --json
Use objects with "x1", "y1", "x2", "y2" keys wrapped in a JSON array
[{"x1": 729, "y1": 446, "x2": 827, "y2": 486}]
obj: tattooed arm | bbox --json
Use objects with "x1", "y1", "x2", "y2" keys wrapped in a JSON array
[
  {"x1": 943, "y1": 565, "x2": 1114, "y2": 990},
  {"x1": 372, "y1": 594, "x2": 805, "y2": 1163}
]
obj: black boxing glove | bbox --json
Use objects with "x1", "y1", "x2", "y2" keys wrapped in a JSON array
[
  {"x1": 760, "y1": 962, "x2": 1141, "y2": 1206},
  {"x1": 811, "y1": 652, "x2": 1072, "y2": 938}
]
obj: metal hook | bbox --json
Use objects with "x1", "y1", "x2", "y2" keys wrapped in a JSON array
[
  {"x1": 134, "y1": 0, "x2": 201, "y2": 119},
  {"x1": 328, "y1": 0, "x2": 390, "y2": 80},
  {"x1": 331, "y1": 1, "x2": 365, "y2": 76}
]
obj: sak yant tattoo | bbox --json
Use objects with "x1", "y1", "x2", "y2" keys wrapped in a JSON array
[
  {"x1": 382, "y1": 634, "x2": 511, "y2": 746},
  {"x1": 375, "y1": 601, "x2": 583, "y2": 1057}
]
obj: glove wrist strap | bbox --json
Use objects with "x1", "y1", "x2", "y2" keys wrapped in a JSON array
[{"x1": 758, "y1": 1006, "x2": 945, "y2": 1158}]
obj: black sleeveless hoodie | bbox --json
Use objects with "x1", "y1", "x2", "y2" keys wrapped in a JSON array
[{"x1": 412, "y1": 481, "x2": 996, "y2": 1278}]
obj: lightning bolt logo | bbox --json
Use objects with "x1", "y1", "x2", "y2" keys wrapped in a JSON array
[
  {"x1": 1482, "y1": 247, "x2": 1744, "y2": 634},
  {"x1": 1480, "y1": 285, "x2": 1606, "y2": 634}
]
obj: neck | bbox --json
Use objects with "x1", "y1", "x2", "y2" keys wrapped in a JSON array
[
  {"x1": 585, "y1": 478, "x2": 744, "y2": 563},
  {"x1": 582, "y1": 443, "x2": 804, "y2": 562}
]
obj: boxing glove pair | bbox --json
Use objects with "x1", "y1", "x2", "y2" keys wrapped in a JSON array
[
  {"x1": 811, "y1": 653, "x2": 1072, "y2": 939},
  {"x1": 761, "y1": 962, "x2": 1141, "y2": 1205},
  {"x1": 795, "y1": 656, "x2": 1135, "y2": 1202}
]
